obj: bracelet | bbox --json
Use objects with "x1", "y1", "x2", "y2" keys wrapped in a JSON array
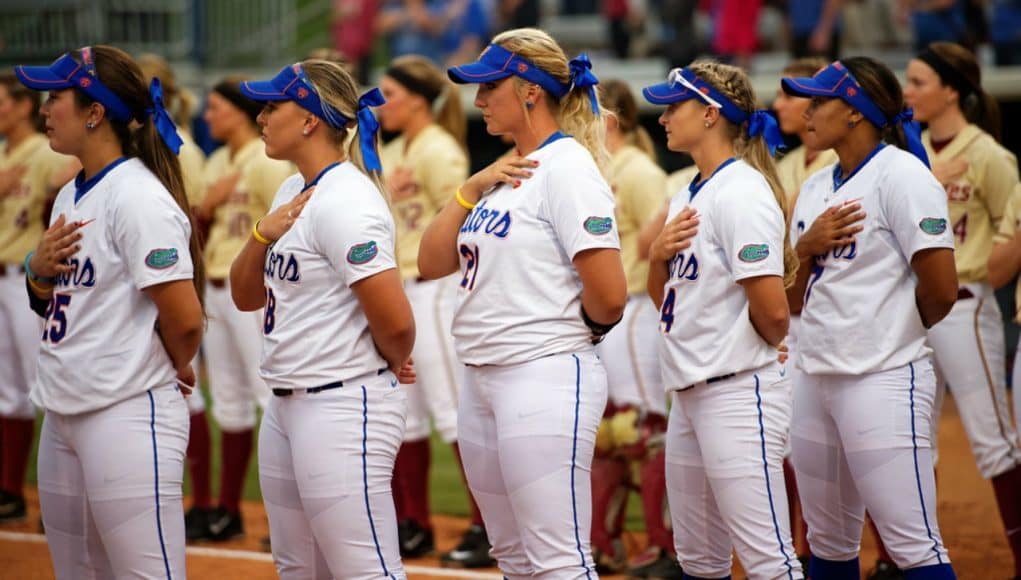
[
  {"x1": 24, "y1": 251, "x2": 55, "y2": 285},
  {"x1": 26, "y1": 273, "x2": 53, "y2": 294},
  {"x1": 252, "y1": 219, "x2": 273, "y2": 245},
  {"x1": 455, "y1": 188, "x2": 476, "y2": 211}
]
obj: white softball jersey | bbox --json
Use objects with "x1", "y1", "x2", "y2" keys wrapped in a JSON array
[
  {"x1": 791, "y1": 145, "x2": 955, "y2": 376},
  {"x1": 452, "y1": 135, "x2": 621, "y2": 366},
  {"x1": 259, "y1": 163, "x2": 396, "y2": 389},
  {"x1": 31, "y1": 158, "x2": 194, "y2": 415},
  {"x1": 657, "y1": 158, "x2": 786, "y2": 391}
]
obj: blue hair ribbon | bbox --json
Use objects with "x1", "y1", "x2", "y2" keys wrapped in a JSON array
[
  {"x1": 892, "y1": 108, "x2": 930, "y2": 168},
  {"x1": 146, "y1": 78, "x2": 183, "y2": 155},
  {"x1": 747, "y1": 110, "x2": 785, "y2": 156},
  {"x1": 356, "y1": 88, "x2": 385, "y2": 173},
  {"x1": 567, "y1": 54, "x2": 600, "y2": 114}
]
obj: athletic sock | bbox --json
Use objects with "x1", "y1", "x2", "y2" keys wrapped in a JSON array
[
  {"x1": 992, "y1": 466, "x2": 1021, "y2": 576},
  {"x1": 1, "y1": 417, "x2": 34, "y2": 496},
  {"x1": 219, "y1": 428, "x2": 254, "y2": 515},
  {"x1": 187, "y1": 411, "x2": 213, "y2": 509},
  {"x1": 809, "y1": 555, "x2": 859, "y2": 579},
  {"x1": 641, "y1": 450, "x2": 673, "y2": 553},
  {"x1": 394, "y1": 438, "x2": 431, "y2": 530},
  {"x1": 591, "y1": 455, "x2": 629, "y2": 555},
  {"x1": 452, "y1": 442, "x2": 485, "y2": 526}
]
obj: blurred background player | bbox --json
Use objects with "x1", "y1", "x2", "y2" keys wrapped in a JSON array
[
  {"x1": 376, "y1": 54, "x2": 494, "y2": 566},
  {"x1": 644, "y1": 62, "x2": 802, "y2": 579},
  {"x1": 905, "y1": 41, "x2": 1021, "y2": 580},
  {"x1": 783, "y1": 57, "x2": 957, "y2": 578},
  {"x1": 0, "y1": 73, "x2": 75, "y2": 523},
  {"x1": 421, "y1": 28, "x2": 627, "y2": 577},
  {"x1": 18, "y1": 44, "x2": 205, "y2": 578},
  {"x1": 589, "y1": 78, "x2": 677, "y2": 577},
  {"x1": 772, "y1": 55, "x2": 835, "y2": 570},
  {"x1": 230, "y1": 58, "x2": 415, "y2": 579},
  {"x1": 187, "y1": 77, "x2": 292, "y2": 541}
]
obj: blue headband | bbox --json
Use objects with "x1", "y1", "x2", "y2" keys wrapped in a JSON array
[
  {"x1": 643, "y1": 68, "x2": 786, "y2": 155},
  {"x1": 241, "y1": 64, "x2": 386, "y2": 173},
  {"x1": 448, "y1": 44, "x2": 601, "y2": 113},
  {"x1": 781, "y1": 61, "x2": 930, "y2": 167}
]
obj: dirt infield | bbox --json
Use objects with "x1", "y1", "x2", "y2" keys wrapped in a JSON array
[{"x1": 0, "y1": 398, "x2": 1012, "y2": 578}]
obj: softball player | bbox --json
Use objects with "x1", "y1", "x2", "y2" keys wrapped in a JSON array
[
  {"x1": 376, "y1": 55, "x2": 490, "y2": 565},
  {"x1": 590, "y1": 78, "x2": 674, "y2": 576},
  {"x1": 644, "y1": 62, "x2": 803, "y2": 580},
  {"x1": 230, "y1": 59, "x2": 415, "y2": 579},
  {"x1": 0, "y1": 73, "x2": 73, "y2": 523},
  {"x1": 420, "y1": 28, "x2": 628, "y2": 578},
  {"x1": 17, "y1": 45, "x2": 205, "y2": 578},
  {"x1": 190, "y1": 78, "x2": 292, "y2": 542},
  {"x1": 904, "y1": 41, "x2": 1021, "y2": 580},
  {"x1": 782, "y1": 58, "x2": 958, "y2": 578},
  {"x1": 990, "y1": 185, "x2": 1021, "y2": 417}
]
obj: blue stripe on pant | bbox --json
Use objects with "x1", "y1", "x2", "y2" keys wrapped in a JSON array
[
  {"x1": 754, "y1": 374, "x2": 796, "y2": 580},
  {"x1": 362, "y1": 385, "x2": 397, "y2": 580},
  {"x1": 570, "y1": 354, "x2": 594, "y2": 580},
  {"x1": 147, "y1": 390, "x2": 173, "y2": 580}
]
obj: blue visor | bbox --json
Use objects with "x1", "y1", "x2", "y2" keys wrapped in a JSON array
[
  {"x1": 241, "y1": 63, "x2": 350, "y2": 130},
  {"x1": 447, "y1": 44, "x2": 568, "y2": 99},
  {"x1": 642, "y1": 68, "x2": 747, "y2": 126},
  {"x1": 15, "y1": 48, "x2": 134, "y2": 122},
  {"x1": 781, "y1": 61, "x2": 887, "y2": 129}
]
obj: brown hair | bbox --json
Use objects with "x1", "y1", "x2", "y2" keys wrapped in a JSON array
[
  {"x1": 688, "y1": 60, "x2": 798, "y2": 288},
  {"x1": 599, "y1": 79, "x2": 656, "y2": 158},
  {"x1": 782, "y1": 57, "x2": 829, "y2": 79},
  {"x1": 71, "y1": 46, "x2": 205, "y2": 305},
  {"x1": 924, "y1": 42, "x2": 1001, "y2": 142},
  {"x1": 492, "y1": 28, "x2": 609, "y2": 170},
  {"x1": 387, "y1": 55, "x2": 467, "y2": 149},
  {"x1": 301, "y1": 58, "x2": 388, "y2": 198},
  {"x1": 840, "y1": 56, "x2": 912, "y2": 153},
  {"x1": 0, "y1": 72, "x2": 44, "y2": 132},
  {"x1": 137, "y1": 53, "x2": 197, "y2": 132}
]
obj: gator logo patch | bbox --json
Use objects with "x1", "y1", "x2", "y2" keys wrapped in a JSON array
[
  {"x1": 919, "y1": 217, "x2": 947, "y2": 235},
  {"x1": 738, "y1": 244, "x2": 770, "y2": 263},
  {"x1": 145, "y1": 248, "x2": 179, "y2": 269},
  {"x1": 584, "y1": 216, "x2": 613, "y2": 236},
  {"x1": 346, "y1": 241, "x2": 378, "y2": 265}
]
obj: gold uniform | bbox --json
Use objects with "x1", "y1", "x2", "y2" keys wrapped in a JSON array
[
  {"x1": 924, "y1": 124, "x2": 1019, "y2": 283},
  {"x1": 994, "y1": 185, "x2": 1021, "y2": 321},
  {"x1": 178, "y1": 132, "x2": 207, "y2": 207},
  {"x1": 608, "y1": 144, "x2": 668, "y2": 294},
  {"x1": 776, "y1": 146, "x2": 838, "y2": 202},
  {"x1": 381, "y1": 124, "x2": 469, "y2": 281},
  {"x1": 0, "y1": 133, "x2": 72, "y2": 266},
  {"x1": 202, "y1": 139, "x2": 292, "y2": 280}
]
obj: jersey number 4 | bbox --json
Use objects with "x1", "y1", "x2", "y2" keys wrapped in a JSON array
[
  {"x1": 659, "y1": 288, "x2": 676, "y2": 333},
  {"x1": 41, "y1": 293, "x2": 72, "y2": 344}
]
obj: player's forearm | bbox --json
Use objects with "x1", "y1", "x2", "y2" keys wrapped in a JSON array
[
  {"x1": 230, "y1": 238, "x2": 269, "y2": 311},
  {"x1": 786, "y1": 254, "x2": 814, "y2": 315},
  {"x1": 912, "y1": 248, "x2": 958, "y2": 328},
  {"x1": 418, "y1": 201, "x2": 467, "y2": 279},
  {"x1": 372, "y1": 324, "x2": 416, "y2": 373},
  {"x1": 988, "y1": 239, "x2": 1021, "y2": 289},
  {"x1": 157, "y1": 315, "x2": 203, "y2": 371},
  {"x1": 647, "y1": 259, "x2": 669, "y2": 308}
]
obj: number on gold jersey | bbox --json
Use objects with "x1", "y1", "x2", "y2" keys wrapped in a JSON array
[
  {"x1": 953, "y1": 214, "x2": 967, "y2": 244},
  {"x1": 228, "y1": 212, "x2": 253, "y2": 238}
]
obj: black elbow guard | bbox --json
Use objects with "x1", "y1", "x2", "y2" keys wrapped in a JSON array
[{"x1": 581, "y1": 305, "x2": 623, "y2": 345}]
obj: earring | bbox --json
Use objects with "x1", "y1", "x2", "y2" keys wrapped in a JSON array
[
  {"x1": 302, "y1": 128, "x2": 310, "y2": 136},
  {"x1": 704, "y1": 122, "x2": 711, "y2": 128},
  {"x1": 86, "y1": 122, "x2": 95, "y2": 129},
  {"x1": 847, "y1": 121, "x2": 856, "y2": 128},
  {"x1": 525, "y1": 101, "x2": 534, "y2": 110}
]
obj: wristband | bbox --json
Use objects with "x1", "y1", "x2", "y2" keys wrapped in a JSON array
[
  {"x1": 252, "y1": 219, "x2": 273, "y2": 245},
  {"x1": 24, "y1": 251, "x2": 55, "y2": 285},
  {"x1": 455, "y1": 188, "x2": 476, "y2": 211},
  {"x1": 581, "y1": 305, "x2": 623, "y2": 344},
  {"x1": 26, "y1": 273, "x2": 53, "y2": 294}
]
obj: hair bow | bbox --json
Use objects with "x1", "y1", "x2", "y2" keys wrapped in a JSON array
[
  {"x1": 892, "y1": 107, "x2": 930, "y2": 168},
  {"x1": 567, "y1": 54, "x2": 600, "y2": 114},
  {"x1": 357, "y1": 88, "x2": 385, "y2": 173},
  {"x1": 747, "y1": 110, "x2": 784, "y2": 156},
  {"x1": 146, "y1": 78, "x2": 183, "y2": 155}
]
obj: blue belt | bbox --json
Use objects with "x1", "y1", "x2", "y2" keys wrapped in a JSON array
[{"x1": 272, "y1": 368, "x2": 388, "y2": 397}]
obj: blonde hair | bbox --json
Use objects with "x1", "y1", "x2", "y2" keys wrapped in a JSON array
[
  {"x1": 302, "y1": 59, "x2": 388, "y2": 199},
  {"x1": 491, "y1": 28, "x2": 609, "y2": 170},
  {"x1": 137, "y1": 53, "x2": 197, "y2": 131},
  {"x1": 388, "y1": 55, "x2": 467, "y2": 149},
  {"x1": 688, "y1": 60, "x2": 798, "y2": 288},
  {"x1": 599, "y1": 78, "x2": 656, "y2": 158}
]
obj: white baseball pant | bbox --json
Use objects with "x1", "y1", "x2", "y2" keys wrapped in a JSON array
[
  {"x1": 204, "y1": 280, "x2": 269, "y2": 431},
  {"x1": 458, "y1": 351, "x2": 607, "y2": 579},
  {"x1": 666, "y1": 363, "x2": 802, "y2": 580},
  {"x1": 259, "y1": 370, "x2": 407, "y2": 580},
  {"x1": 402, "y1": 275, "x2": 462, "y2": 443},
  {"x1": 928, "y1": 282, "x2": 1021, "y2": 479},
  {"x1": 37, "y1": 384, "x2": 188, "y2": 579},
  {"x1": 0, "y1": 269, "x2": 42, "y2": 418},
  {"x1": 791, "y1": 358, "x2": 952, "y2": 570},
  {"x1": 596, "y1": 294, "x2": 667, "y2": 416}
]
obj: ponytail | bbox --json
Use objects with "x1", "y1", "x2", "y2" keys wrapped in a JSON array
[
  {"x1": 966, "y1": 90, "x2": 1001, "y2": 142},
  {"x1": 558, "y1": 82, "x2": 609, "y2": 171},
  {"x1": 433, "y1": 87, "x2": 467, "y2": 150}
]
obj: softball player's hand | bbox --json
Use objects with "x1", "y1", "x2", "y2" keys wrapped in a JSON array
[
  {"x1": 387, "y1": 167, "x2": 420, "y2": 202},
  {"x1": 396, "y1": 357, "x2": 416, "y2": 384},
  {"x1": 648, "y1": 206, "x2": 699, "y2": 263},
  {"x1": 30, "y1": 214, "x2": 85, "y2": 277},
  {"x1": 794, "y1": 200, "x2": 865, "y2": 259},
  {"x1": 197, "y1": 171, "x2": 241, "y2": 218},
  {"x1": 256, "y1": 188, "x2": 314, "y2": 242},
  {"x1": 176, "y1": 364, "x2": 196, "y2": 397},
  {"x1": 777, "y1": 341, "x2": 789, "y2": 364},
  {"x1": 461, "y1": 155, "x2": 538, "y2": 202}
]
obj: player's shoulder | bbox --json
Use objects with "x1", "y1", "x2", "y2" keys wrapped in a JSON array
[
  {"x1": 316, "y1": 163, "x2": 388, "y2": 211},
  {"x1": 874, "y1": 145, "x2": 935, "y2": 188},
  {"x1": 715, "y1": 159, "x2": 771, "y2": 200}
]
